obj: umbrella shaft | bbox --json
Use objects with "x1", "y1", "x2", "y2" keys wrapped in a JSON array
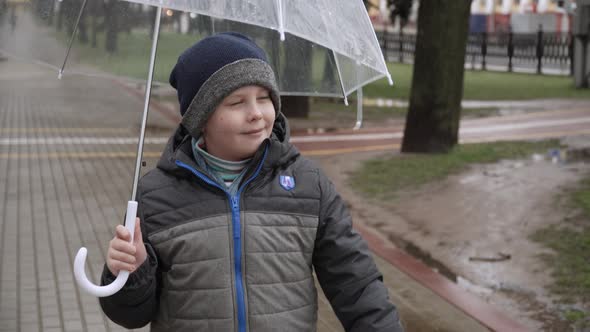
[{"x1": 131, "y1": 6, "x2": 162, "y2": 202}]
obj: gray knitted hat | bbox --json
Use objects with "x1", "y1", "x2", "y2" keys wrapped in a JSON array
[{"x1": 169, "y1": 32, "x2": 281, "y2": 138}]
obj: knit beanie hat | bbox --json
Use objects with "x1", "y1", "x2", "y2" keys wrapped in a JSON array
[{"x1": 169, "y1": 32, "x2": 281, "y2": 138}]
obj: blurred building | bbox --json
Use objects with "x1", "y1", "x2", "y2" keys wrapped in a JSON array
[
  {"x1": 373, "y1": 1, "x2": 577, "y2": 33},
  {"x1": 470, "y1": 0, "x2": 575, "y2": 33}
]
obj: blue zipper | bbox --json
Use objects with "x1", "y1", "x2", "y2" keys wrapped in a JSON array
[
  {"x1": 230, "y1": 195, "x2": 246, "y2": 332},
  {"x1": 175, "y1": 147, "x2": 267, "y2": 332}
]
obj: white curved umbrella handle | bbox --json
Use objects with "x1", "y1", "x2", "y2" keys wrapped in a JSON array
[{"x1": 74, "y1": 201, "x2": 137, "y2": 297}]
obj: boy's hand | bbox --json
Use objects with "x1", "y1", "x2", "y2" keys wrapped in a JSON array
[{"x1": 106, "y1": 218, "x2": 147, "y2": 276}]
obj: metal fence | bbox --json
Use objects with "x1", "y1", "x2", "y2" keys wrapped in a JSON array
[{"x1": 376, "y1": 27, "x2": 574, "y2": 75}]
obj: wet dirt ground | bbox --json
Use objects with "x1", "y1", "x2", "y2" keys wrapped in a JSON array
[{"x1": 314, "y1": 145, "x2": 590, "y2": 332}]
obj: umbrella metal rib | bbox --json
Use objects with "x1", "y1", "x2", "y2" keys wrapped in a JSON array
[
  {"x1": 332, "y1": 50, "x2": 349, "y2": 106},
  {"x1": 58, "y1": 0, "x2": 89, "y2": 79},
  {"x1": 131, "y1": 6, "x2": 162, "y2": 202}
]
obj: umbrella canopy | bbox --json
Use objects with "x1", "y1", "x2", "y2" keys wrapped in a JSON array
[
  {"x1": 1, "y1": 0, "x2": 392, "y2": 100},
  {"x1": 119, "y1": 0, "x2": 393, "y2": 97}
]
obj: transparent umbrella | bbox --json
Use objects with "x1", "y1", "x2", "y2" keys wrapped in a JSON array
[
  {"x1": 0, "y1": 0, "x2": 392, "y2": 297},
  {"x1": 60, "y1": 0, "x2": 392, "y2": 97}
]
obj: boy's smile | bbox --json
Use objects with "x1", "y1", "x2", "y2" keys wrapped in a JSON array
[
  {"x1": 242, "y1": 128, "x2": 265, "y2": 135},
  {"x1": 202, "y1": 85, "x2": 276, "y2": 161}
]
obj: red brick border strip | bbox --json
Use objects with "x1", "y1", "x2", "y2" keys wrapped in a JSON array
[{"x1": 354, "y1": 223, "x2": 530, "y2": 332}]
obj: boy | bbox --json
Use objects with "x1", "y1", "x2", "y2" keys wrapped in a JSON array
[{"x1": 100, "y1": 32, "x2": 403, "y2": 332}]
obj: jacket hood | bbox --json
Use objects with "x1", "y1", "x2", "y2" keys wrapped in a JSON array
[{"x1": 156, "y1": 112, "x2": 299, "y2": 176}]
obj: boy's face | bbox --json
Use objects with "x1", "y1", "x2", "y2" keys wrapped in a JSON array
[{"x1": 202, "y1": 85, "x2": 276, "y2": 161}]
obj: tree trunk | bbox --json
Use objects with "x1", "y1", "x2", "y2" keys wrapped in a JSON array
[
  {"x1": 56, "y1": 0, "x2": 63, "y2": 30},
  {"x1": 49, "y1": 0, "x2": 54, "y2": 25},
  {"x1": 280, "y1": 96, "x2": 310, "y2": 118},
  {"x1": 78, "y1": 9, "x2": 88, "y2": 44},
  {"x1": 121, "y1": 3, "x2": 131, "y2": 34},
  {"x1": 64, "y1": 0, "x2": 76, "y2": 36},
  {"x1": 104, "y1": 0, "x2": 119, "y2": 53},
  {"x1": 280, "y1": 37, "x2": 312, "y2": 118},
  {"x1": 321, "y1": 52, "x2": 336, "y2": 91},
  {"x1": 42, "y1": 0, "x2": 55, "y2": 25},
  {"x1": 90, "y1": 0, "x2": 98, "y2": 48},
  {"x1": 401, "y1": 0, "x2": 471, "y2": 153}
]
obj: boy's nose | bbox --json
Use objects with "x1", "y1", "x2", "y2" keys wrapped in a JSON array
[{"x1": 247, "y1": 103, "x2": 263, "y2": 121}]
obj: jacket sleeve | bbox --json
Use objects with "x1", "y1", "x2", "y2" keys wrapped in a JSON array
[
  {"x1": 313, "y1": 170, "x2": 404, "y2": 332},
  {"x1": 99, "y1": 193, "x2": 159, "y2": 329}
]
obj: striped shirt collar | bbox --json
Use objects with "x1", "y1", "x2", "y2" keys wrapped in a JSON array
[{"x1": 192, "y1": 136, "x2": 251, "y2": 187}]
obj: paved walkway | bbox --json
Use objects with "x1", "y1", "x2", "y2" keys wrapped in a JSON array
[{"x1": 0, "y1": 50, "x2": 523, "y2": 331}]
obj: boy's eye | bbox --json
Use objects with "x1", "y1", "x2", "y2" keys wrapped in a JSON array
[
  {"x1": 228, "y1": 100, "x2": 243, "y2": 106},
  {"x1": 257, "y1": 95, "x2": 270, "y2": 101}
]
